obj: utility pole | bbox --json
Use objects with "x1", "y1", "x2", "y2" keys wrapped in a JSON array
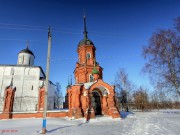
[{"x1": 42, "y1": 26, "x2": 52, "y2": 134}]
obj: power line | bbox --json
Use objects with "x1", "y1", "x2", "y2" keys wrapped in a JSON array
[
  {"x1": 0, "y1": 26, "x2": 47, "y2": 31},
  {"x1": 0, "y1": 22, "x2": 114, "y2": 34},
  {"x1": 0, "y1": 26, "x2": 83, "y2": 36},
  {"x1": 0, "y1": 38, "x2": 47, "y2": 44},
  {"x1": 0, "y1": 22, "x2": 118, "y2": 37},
  {"x1": 0, "y1": 23, "x2": 47, "y2": 29},
  {"x1": 0, "y1": 26, "x2": 118, "y2": 38},
  {"x1": 50, "y1": 54, "x2": 139, "y2": 62}
]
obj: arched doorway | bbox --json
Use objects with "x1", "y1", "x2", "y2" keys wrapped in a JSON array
[{"x1": 91, "y1": 91, "x2": 102, "y2": 115}]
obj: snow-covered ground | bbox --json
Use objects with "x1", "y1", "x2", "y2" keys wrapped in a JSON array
[{"x1": 0, "y1": 110, "x2": 180, "y2": 135}]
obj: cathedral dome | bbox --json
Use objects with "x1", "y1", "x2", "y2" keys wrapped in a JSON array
[
  {"x1": 78, "y1": 16, "x2": 94, "y2": 48},
  {"x1": 18, "y1": 47, "x2": 35, "y2": 57},
  {"x1": 17, "y1": 45, "x2": 35, "y2": 66},
  {"x1": 78, "y1": 38, "x2": 94, "y2": 47}
]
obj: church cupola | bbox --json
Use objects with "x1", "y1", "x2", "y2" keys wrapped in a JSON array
[
  {"x1": 92, "y1": 59, "x2": 99, "y2": 81},
  {"x1": 78, "y1": 16, "x2": 94, "y2": 47},
  {"x1": 77, "y1": 16, "x2": 96, "y2": 65},
  {"x1": 17, "y1": 41, "x2": 35, "y2": 66},
  {"x1": 74, "y1": 15, "x2": 103, "y2": 83}
]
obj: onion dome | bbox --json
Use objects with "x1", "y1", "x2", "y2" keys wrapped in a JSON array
[
  {"x1": 92, "y1": 59, "x2": 99, "y2": 74},
  {"x1": 18, "y1": 46, "x2": 35, "y2": 57},
  {"x1": 78, "y1": 16, "x2": 94, "y2": 47},
  {"x1": 17, "y1": 41, "x2": 35, "y2": 66},
  {"x1": 92, "y1": 67, "x2": 99, "y2": 74}
]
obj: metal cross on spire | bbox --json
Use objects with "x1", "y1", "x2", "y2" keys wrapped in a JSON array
[
  {"x1": 68, "y1": 76, "x2": 70, "y2": 86},
  {"x1": 83, "y1": 9, "x2": 88, "y2": 39},
  {"x1": 70, "y1": 75, "x2": 72, "y2": 85},
  {"x1": 26, "y1": 40, "x2": 29, "y2": 49}
]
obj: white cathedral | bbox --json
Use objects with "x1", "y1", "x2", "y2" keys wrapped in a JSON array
[{"x1": 0, "y1": 46, "x2": 56, "y2": 112}]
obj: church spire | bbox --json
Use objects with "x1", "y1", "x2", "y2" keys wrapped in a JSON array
[
  {"x1": 78, "y1": 11, "x2": 94, "y2": 47},
  {"x1": 70, "y1": 75, "x2": 72, "y2": 85},
  {"x1": 83, "y1": 15, "x2": 88, "y2": 39},
  {"x1": 26, "y1": 40, "x2": 29, "y2": 50},
  {"x1": 68, "y1": 76, "x2": 70, "y2": 86}
]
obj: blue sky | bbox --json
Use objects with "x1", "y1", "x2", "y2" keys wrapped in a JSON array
[{"x1": 0, "y1": 0, "x2": 180, "y2": 95}]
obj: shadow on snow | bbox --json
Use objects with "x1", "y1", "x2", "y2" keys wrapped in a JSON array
[{"x1": 120, "y1": 111, "x2": 134, "y2": 119}]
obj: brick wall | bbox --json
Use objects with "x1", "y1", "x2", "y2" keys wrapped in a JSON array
[{"x1": 0, "y1": 111, "x2": 68, "y2": 120}]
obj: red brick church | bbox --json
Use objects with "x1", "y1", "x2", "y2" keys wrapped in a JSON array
[{"x1": 67, "y1": 16, "x2": 120, "y2": 120}]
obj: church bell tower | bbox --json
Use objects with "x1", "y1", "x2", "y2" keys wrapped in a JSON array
[{"x1": 74, "y1": 16, "x2": 103, "y2": 83}]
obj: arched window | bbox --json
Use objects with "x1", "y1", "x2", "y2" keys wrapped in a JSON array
[
  {"x1": 89, "y1": 74, "x2": 94, "y2": 82},
  {"x1": 86, "y1": 53, "x2": 91, "y2": 60},
  {"x1": 18, "y1": 56, "x2": 22, "y2": 64},
  {"x1": 22, "y1": 55, "x2": 24, "y2": 64},
  {"x1": 29, "y1": 57, "x2": 31, "y2": 65}
]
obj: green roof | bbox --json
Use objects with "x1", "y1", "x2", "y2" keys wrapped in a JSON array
[{"x1": 92, "y1": 67, "x2": 99, "y2": 74}]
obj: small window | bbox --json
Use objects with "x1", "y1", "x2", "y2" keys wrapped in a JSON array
[
  {"x1": 18, "y1": 56, "x2": 22, "y2": 64},
  {"x1": 86, "y1": 53, "x2": 91, "y2": 60},
  {"x1": 89, "y1": 74, "x2": 94, "y2": 82},
  {"x1": 22, "y1": 55, "x2": 24, "y2": 64},
  {"x1": 31, "y1": 85, "x2": 33, "y2": 90},
  {"x1": 29, "y1": 57, "x2": 31, "y2": 65}
]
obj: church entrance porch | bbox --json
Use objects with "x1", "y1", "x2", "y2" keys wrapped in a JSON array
[
  {"x1": 67, "y1": 80, "x2": 121, "y2": 120},
  {"x1": 91, "y1": 91, "x2": 102, "y2": 115}
]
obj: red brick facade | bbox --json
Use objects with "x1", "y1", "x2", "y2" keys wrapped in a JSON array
[
  {"x1": 74, "y1": 45, "x2": 103, "y2": 83},
  {"x1": 0, "y1": 86, "x2": 16, "y2": 119},
  {"x1": 67, "y1": 19, "x2": 120, "y2": 119}
]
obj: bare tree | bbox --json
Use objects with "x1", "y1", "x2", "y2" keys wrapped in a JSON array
[
  {"x1": 150, "y1": 90, "x2": 160, "y2": 110},
  {"x1": 133, "y1": 86, "x2": 149, "y2": 111},
  {"x1": 175, "y1": 17, "x2": 180, "y2": 32},
  {"x1": 55, "y1": 82, "x2": 63, "y2": 109},
  {"x1": 149, "y1": 88, "x2": 168, "y2": 110},
  {"x1": 143, "y1": 17, "x2": 180, "y2": 96},
  {"x1": 114, "y1": 68, "x2": 134, "y2": 111}
]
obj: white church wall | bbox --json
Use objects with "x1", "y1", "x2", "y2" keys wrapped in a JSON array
[
  {"x1": 17, "y1": 53, "x2": 34, "y2": 66},
  {"x1": 13, "y1": 67, "x2": 41, "y2": 112},
  {"x1": 0, "y1": 65, "x2": 55, "y2": 112},
  {"x1": 0, "y1": 66, "x2": 43, "y2": 112},
  {"x1": 39, "y1": 80, "x2": 56, "y2": 110},
  {"x1": 0, "y1": 46, "x2": 56, "y2": 113},
  {"x1": 30, "y1": 55, "x2": 34, "y2": 65}
]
